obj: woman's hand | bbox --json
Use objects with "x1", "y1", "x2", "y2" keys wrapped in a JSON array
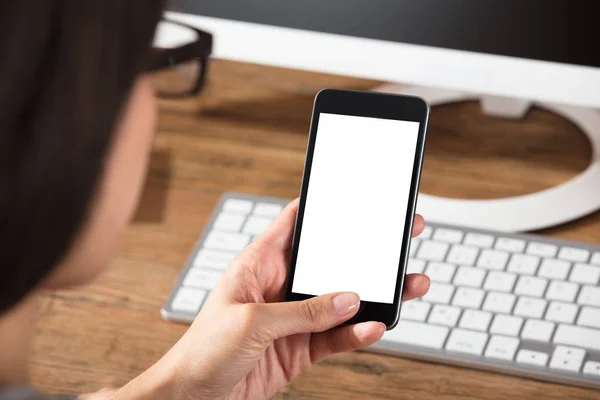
[{"x1": 111, "y1": 199, "x2": 430, "y2": 400}]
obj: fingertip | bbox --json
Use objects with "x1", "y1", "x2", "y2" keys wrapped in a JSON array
[
  {"x1": 402, "y1": 273, "x2": 431, "y2": 301},
  {"x1": 332, "y1": 292, "x2": 361, "y2": 316},
  {"x1": 258, "y1": 198, "x2": 300, "y2": 250},
  {"x1": 309, "y1": 321, "x2": 386, "y2": 362},
  {"x1": 412, "y1": 214, "x2": 425, "y2": 237},
  {"x1": 412, "y1": 273, "x2": 431, "y2": 297},
  {"x1": 286, "y1": 198, "x2": 300, "y2": 213},
  {"x1": 374, "y1": 322, "x2": 387, "y2": 338},
  {"x1": 353, "y1": 321, "x2": 386, "y2": 344}
]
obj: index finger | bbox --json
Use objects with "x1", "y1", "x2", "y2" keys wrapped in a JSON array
[{"x1": 257, "y1": 198, "x2": 300, "y2": 251}]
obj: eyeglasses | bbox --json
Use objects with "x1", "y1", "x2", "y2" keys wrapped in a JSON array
[{"x1": 148, "y1": 19, "x2": 213, "y2": 97}]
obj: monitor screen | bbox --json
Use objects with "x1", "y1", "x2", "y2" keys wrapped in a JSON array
[{"x1": 169, "y1": 0, "x2": 599, "y2": 69}]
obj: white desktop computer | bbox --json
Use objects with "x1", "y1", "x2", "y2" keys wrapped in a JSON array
[
  {"x1": 160, "y1": 0, "x2": 600, "y2": 233},
  {"x1": 158, "y1": 1, "x2": 600, "y2": 390}
]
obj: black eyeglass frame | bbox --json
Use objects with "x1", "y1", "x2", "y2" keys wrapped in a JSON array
[{"x1": 147, "y1": 19, "x2": 213, "y2": 97}]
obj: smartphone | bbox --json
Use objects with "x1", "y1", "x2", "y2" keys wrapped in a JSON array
[{"x1": 284, "y1": 88, "x2": 429, "y2": 329}]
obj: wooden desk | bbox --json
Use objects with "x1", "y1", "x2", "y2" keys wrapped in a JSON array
[{"x1": 32, "y1": 60, "x2": 600, "y2": 399}]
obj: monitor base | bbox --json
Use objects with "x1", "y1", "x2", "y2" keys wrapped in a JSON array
[{"x1": 374, "y1": 83, "x2": 600, "y2": 232}]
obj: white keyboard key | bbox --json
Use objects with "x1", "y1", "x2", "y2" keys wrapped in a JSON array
[
  {"x1": 242, "y1": 216, "x2": 273, "y2": 236},
  {"x1": 183, "y1": 269, "x2": 223, "y2": 290},
  {"x1": 422, "y1": 282, "x2": 455, "y2": 304},
  {"x1": 409, "y1": 239, "x2": 420, "y2": 257},
  {"x1": 464, "y1": 233, "x2": 494, "y2": 248},
  {"x1": 495, "y1": 238, "x2": 526, "y2": 253},
  {"x1": 558, "y1": 247, "x2": 589, "y2": 263},
  {"x1": 252, "y1": 202, "x2": 283, "y2": 217},
  {"x1": 514, "y1": 297, "x2": 547, "y2": 319},
  {"x1": 204, "y1": 230, "x2": 251, "y2": 252},
  {"x1": 485, "y1": 335, "x2": 519, "y2": 361},
  {"x1": 516, "y1": 349, "x2": 549, "y2": 367},
  {"x1": 545, "y1": 302, "x2": 578, "y2": 324},
  {"x1": 577, "y1": 306, "x2": 600, "y2": 329},
  {"x1": 490, "y1": 315, "x2": 523, "y2": 337},
  {"x1": 223, "y1": 198, "x2": 253, "y2": 214},
  {"x1": 193, "y1": 248, "x2": 237, "y2": 270},
  {"x1": 171, "y1": 288, "x2": 207, "y2": 313},
  {"x1": 459, "y1": 309, "x2": 492, "y2": 331},
  {"x1": 428, "y1": 304, "x2": 462, "y2": 327},
  {"x1": 521, "y1": 319, "x2": 555, "y2": 342},
  {"x1": 399, "y1": 301, "x2": 431, "y2": 322},
  {"x1": 417, "y1": 241, "x2": 449, "y2": 262},
  {"x1": 425, "y1": 262, "x2": 457, "y2": 283},
  {"x1": 526, "y1": 242, "x2": 558, "y2": 258},
  {"x1": 446, "y1": 329, "x2": 488, "y2": 355},
  {"x1": 483, "y1": 271, "x2": 516, "y2": 292},
  {"x1": 550, "y1": 346, "x2": 585, "y2": 373},
  {"x1": 546, "y1": 280, "x2": 579, "y2": 302},
  {"x1": 538, "y1": 259, "x2": 571, "y2": 280},
  {"x1": 453, "y1": 266, "x2": 486, "y2": 288},
  {"x1": 384, "y1": 320, "x2": 449, "y2": 349},
  {"x1": 591, "y1": 252, "x2": 600, "y2": 265},
  {"x1": 514, "y1": 276, "x2": 548, "y2": 298},
  {"x1": 477, "y1": 249, "x2": 509, "y2": 270},
  {"x1": 452, "y1": 287, "x2": 485, "y2": 309},
  {"x1": 406, "y1": 258, "x2": 426, "y2": 274},
  {"x1": 578, "y1": 285, "x2": 600, "y2": 307},
  {"x1": 569, "y1": 263, "x2": 600, "y2": 285},
  {"x1": 213, "y1": 212, "x2": 246, "y2": 232},
  {"x1": 419, "y1": 225, "x2": 433, "y2": 239},
  {"x1": 583, "y1": 361, "x2": 600, "y2": 376},
  {"x1": 482, "y1": 292, "x2": 516, "y2": 314},
  {"x1": 446, "y1": 245, "x2": 479, "y2": 266},
  {"x1": 433, "y1": 228, "x2": 463, "y2": 243},
  {"x1": 554, "y1": 325, "x2": 600, "y2": 352},
  {"x1": 507, "y1": 254, "x2": 540, "y2": 275}
]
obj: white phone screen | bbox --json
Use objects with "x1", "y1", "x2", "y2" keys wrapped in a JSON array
[{"x1": 291, "y1": 113, "x2": 420, "y2": 304}]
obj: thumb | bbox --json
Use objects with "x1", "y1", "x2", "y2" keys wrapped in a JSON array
[{"x1": 257, "y1": 292, "x2": 361, "y2": 339}]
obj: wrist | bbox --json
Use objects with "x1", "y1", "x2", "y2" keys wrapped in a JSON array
[{"x1": 107, "y1": 350, "x2": 189, "y2": 400}]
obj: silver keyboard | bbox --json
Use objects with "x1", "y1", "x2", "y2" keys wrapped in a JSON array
[{"x1": 162, "y1": 192, "x2": 600, "y2": 390}]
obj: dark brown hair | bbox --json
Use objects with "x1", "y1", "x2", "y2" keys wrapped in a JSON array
[{"x1": 0, "y1": 1, "x2": 166, "y2": 314}]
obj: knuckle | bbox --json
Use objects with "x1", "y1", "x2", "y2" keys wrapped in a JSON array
[
  {"x1": 238, "y1": 303, "x2": 259, "y2": 328},
  {"x1": 238, "y1": 303, "x2": 273, "y2": 344},
  {"x1": 299, "y1": 299, "x2": 326, "y2": 326}
]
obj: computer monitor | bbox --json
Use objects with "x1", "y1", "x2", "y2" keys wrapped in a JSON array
[
  {"x1": 160, "y1": 0, "x2": 600, "y2": 232},
  {"x1": 165, "y1": 0, "x2": 600, "y2": 108}
]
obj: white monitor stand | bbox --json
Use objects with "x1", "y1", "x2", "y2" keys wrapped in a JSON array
[{"x1": 375, "y1": 84, "x2": 600, "y2": 233}]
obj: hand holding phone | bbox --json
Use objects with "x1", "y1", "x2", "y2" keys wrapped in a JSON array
[{"x1": 285, "y1": 89, "x2": 429, "y2": 329}]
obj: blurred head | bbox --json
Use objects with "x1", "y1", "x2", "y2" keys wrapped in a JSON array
[{"x1": 0, "y1": 1, "x2": 166, "y2": 315}]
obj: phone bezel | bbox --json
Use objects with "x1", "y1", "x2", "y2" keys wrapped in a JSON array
[{"x1": 284, "y1": 88, "x2": 430, "y2": 330}]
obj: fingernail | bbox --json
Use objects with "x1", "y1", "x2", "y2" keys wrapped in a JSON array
[{"x1": 333, "y1": 292, "x2": 360, "y2": 315}]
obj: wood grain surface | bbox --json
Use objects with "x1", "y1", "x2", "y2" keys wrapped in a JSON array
[{"x1": 31, "y1": 59, "x2": 600, "y2": 399}]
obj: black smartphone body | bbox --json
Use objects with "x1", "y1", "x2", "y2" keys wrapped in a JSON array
[{"x1": 284, "y1": 89, "x2": 429, "y2": 330}]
